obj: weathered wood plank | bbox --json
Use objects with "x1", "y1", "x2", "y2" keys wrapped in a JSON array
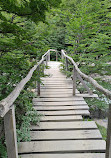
[
  {"x1": 41, "y1": 86, "x2": 73, "y2": 89},
  {"x1": 36, "y1": 110, "x2": 90, "y2": 116},
  {"x1": 33, "y1": 97, "x2": 84, "y2": 102},
  {"x1": 4, "y1": 107, "x2": 18, "y2": 158},
  {"x1": 33, "y1": 101, "x2": 87, "y2": 106},
  {"x1": 37, "y1": 66, "x2": 40, "y2": 96},
  {"x1": 75, "y1": 94, "x2": 98, "y2": 98},
  {"x1": 77, "y1": 73, "x2": 92, "y2": 95},
  {"x1": 38, "y1": 94, "x2": 79, "y2": 98},
  {"x1": 40, "y1": 91, "x2": 79, "y2": 94},
  {"x1": 73, "y1": 66, "x2": 77, "y2": 95},
  {"x1": 39, "y1": 89, "x2": 79, "y2": 92},
  {"x1": 40, "y1": 115, "x2": 82, "y2": 121},
  {"x1": 41, "y1": 85, "x2": 72, "y2": 89},
  {"x1": 18, "y1": 140, "x2": 106, "y2": 153},
  {"x1": 30, "y1": 130, "x2": 102, "y2": 140},
  {"x1": 31, "y1": 121, "x2": 97, "y2": 130},
  {"x1": 41, "y1": 79, "x2": 71, "y2": 81},
  {"x1": 42, "y1": 82, "x2": 72, "y2": 84},
  {"x1": 34, "y1": 105, "x2": 89, "y2": 110},
  {"x1": 42, "y1": 80, "x2": 72, "y2": 83},
  {"x1": 18, "y1": 153, "x2": 106, "y2": 158}
]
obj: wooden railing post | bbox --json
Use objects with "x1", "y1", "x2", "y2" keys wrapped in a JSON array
[
  {"x1": 42, "y1": 61, "x2": 44, "y2": 75},
  {"x1": 106, "y1": 104, "x2": 111, "y2": 158},
  {"x1": 4, "y1": 106, "x2": 18, "y2": 158},
  {"x1": 37, "y1": 66, "x2": 40, "y2": 96},
  {"x1": 73, "y1": 66, "x2": 77, "y2": 95},
  {"x1": 48, "y1": 52, "x2": 50, "y2": 61},
  {"x1": 65, "y1": 58, "x2": 68, "y2": 71},
  {"x1": 46, "y1": 55, "x2": 48, "y2": 66}
]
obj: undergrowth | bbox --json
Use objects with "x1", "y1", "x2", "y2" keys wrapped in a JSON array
[
  {"x1": 97, "y1": 123, "x2": 107, "y2": 141},
  {"x1": 0, "y1": 65, "x2": 45, "y2": 157}
]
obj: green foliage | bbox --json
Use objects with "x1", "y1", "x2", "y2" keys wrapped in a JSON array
[
  {"x1": 64, "y1": 0, "x2": 111, "y2": 75},
  {"x1": 17, "y1": 109, "x2": 41, "y2": 142},
  {"x1": 0, "y1": 138, "x2": 7, "y2": 158},
  {"x1": 97, "y1": 123, "x2": 107, "y2": 140},
  {"x1": 0, "y1": 0, "x2": 61, "y2": 23}
]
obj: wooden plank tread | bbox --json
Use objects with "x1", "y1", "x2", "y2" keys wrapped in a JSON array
[
  {"x1": 31, "y1": 121, "x2": 97, "y2": 130},
  {"x1": 33, "y1": 101, "x2": 87, "y2": 106},
  {"x1": 37, "y1": 110, "x2": 90, "y2": 116},
  {"x1": 33, "y1": 97, "x2": 84, "y2": 102},
  {"x1": 18, "y1": 140, "x2": 106, "y2": 153},
  {"x1": 30, "y1": 130, "x2": 102, "y2": 140},
  {"x1": 18, "y1": 153, "x2": 105, "y2": 158},
  {"x1": 34, "y1": 105, "x2": 89, "y2": 111},
  {"x1": 40, "y1": 115, "x2": 82, "y2": 121}
]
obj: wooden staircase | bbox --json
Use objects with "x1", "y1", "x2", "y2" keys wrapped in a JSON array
[{"x1": 18, "y1": 61, "x2": 106, "y2": 158}]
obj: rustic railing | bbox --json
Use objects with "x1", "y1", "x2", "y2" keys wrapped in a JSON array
[
  {"x1": 61, "y1": 49, "x2": 111, "y2": 158},
  {"x1": 0, "y1": 49, "x2": 57, "y2": 158}
]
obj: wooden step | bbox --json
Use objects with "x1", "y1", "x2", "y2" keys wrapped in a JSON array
[
  {"x1": 30, "y1": 130, "x2": 102, "y2": 140},
  {"x1": 18, "y1": 140, "x2": 106, "y2": 154},
  {"x1": 41, "y1": 90, "x2": 78, "y2": 94},
  {"x1": 18, "y1": 153, "x2": 105, "y2": 158},
  {"x1": 75, "y1": 94, "x2": 98, "y2": 98},
  {"x1": 37, "y1": 110, "x2": 90, "y2": 116},
  {"x1": 41, "y1": 78, "x2": 70, "y2": 81},
  {"x1": 41, "y1": 83, "x2": 72, "y2": 86},
  {"x1": 33, "y1": 97, "x2": 84, "y2": 102},
  {"x1": 33, "y1": 101, "x2": 87, "y2": 106},
  {"x1": 40, "y1": 115, "x2": 83, "y2": 121},
  {"x1": 39, "y1": 89, "x2": 79, "y2": 92},
  {"x1": 31, "y1": 121, "x2": 97, "y2": 130},
  {"x1": 34, "y1": 105, "x2": 89, "y2": 111},
  {"x1": 41, "y1": 86, "x2": 73, "y2": 89},
  {"x1": 39, "y1": 94, "x2": 79, "y2": 98},
  {"x1": 42, "y1": 81, "x2": 72, "y2": 83}
]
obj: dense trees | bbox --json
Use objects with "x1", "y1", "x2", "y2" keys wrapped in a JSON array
[
  {"x1": 65, "y1": 0, "x2": 111, "y2": 74},
  {"x1": 0, "y1": 0, "x2": 111, "y2": 156}
]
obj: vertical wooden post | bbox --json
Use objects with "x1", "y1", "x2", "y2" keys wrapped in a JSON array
[
  {"x1": 46, "y1": 55, "x2": 48, "y2": 66},
  {"x1": 106, "y1": 104, "x2": 111, "y2": 158},
  {"x1": 48, "y1": 52, "x2": 50, "y2": 61},
  {"x1": 37, "y1": 66, "x2": 40, "y2": 96},
  {"x1": 66, "y1": 58, "x2": 68, "y2": 71},
  {"x1": 56, "y1": 52, "x2": 58, "y2": 61},
  {"x1": 42, "y1": 61, "x2": 44, "y2": 75},
  {"x1": 73, "y1": 66, "x2": 77, "y2": 95},
  {"x1": 4, "y1": 106, "x2": 18, "y2": 158}
]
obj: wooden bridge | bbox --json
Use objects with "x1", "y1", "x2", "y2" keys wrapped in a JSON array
[{"x1": 0, "y1": 49, "x2": 111, "y2": 158}]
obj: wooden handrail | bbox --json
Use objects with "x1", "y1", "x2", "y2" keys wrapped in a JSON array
[
  {"x1": 61, "y1": 50, "x2": 111, "y2": 100},
  {"x1": 42, "y1": 49, "x2": 57, "y2": 59},
  {"x1": 0, "y1": 59, "x2": 43, "y2": 117},
  {"x1": 0, "y1": 49, "x2": 57, "y2": 117}
]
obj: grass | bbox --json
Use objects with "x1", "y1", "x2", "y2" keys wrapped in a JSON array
[{"x1": 96, "y1": 123, "x2": 107, "y2": 141}]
